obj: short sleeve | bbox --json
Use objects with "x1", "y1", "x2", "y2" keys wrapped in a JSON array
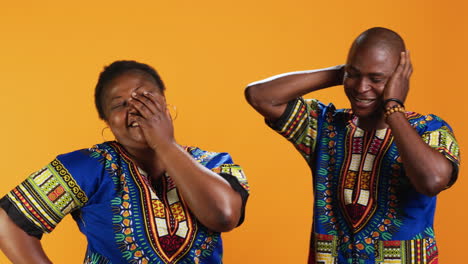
[
  {"x1": 187, "y1": 147, "x2": 249, "y2": 226},
  {"x1": 420, "y1": 116, "x2": 460, "y2": 187},
  {"x1": 0, "y1": 149, "x2": 104, "y2": 238},
  {"x1": 0, "y1": 158, "x2": 89, "y2": 238},
  {"x1": 267, "y1": 97, "x2": 323, "y2": 161}
]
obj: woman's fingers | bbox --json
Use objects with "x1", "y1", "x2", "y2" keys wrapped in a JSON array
[
  {"x1": 149, "y1": 93, "x2": 173, "y2": 120},
  {"x1": 128, "y1": 96, "x2": 154, "y2": 118},
  {"x1": 144, "y1": 91, "x2": 166, "y2": 113},
  {"x1": 128, "y1": 91, "x2": 167, "y2": 119},
  {"x1": 127, "y1": 91, "x2": 174, "y2": 135},
  {"x1": 145, "y1": 92, "x2": 173, "y2": 122}
]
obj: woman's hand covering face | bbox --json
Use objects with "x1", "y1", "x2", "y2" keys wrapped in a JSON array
[{"x1": 128, "y1": 91, "x2": 175, "y2": 151}]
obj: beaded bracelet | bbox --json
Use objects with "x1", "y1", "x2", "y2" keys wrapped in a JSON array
[{"x1": 384, "y1": 105, "x2": 405, "y2": 119}]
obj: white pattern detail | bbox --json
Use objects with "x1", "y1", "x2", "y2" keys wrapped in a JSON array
[
  {"x1": 344, "y1": 189, "x2": 353, "y2": 205},
  {"x1": 357, "y1": 190, "x2": 370, "y2": 206},
  {"x1": 155, "y1": 217, "x2": 169, "y2": 236},
  {"x1": 363, "y1": 154, "x2": 376, "y2": 171},
  {"x1": 349, "y1": 154, "x2": 362, "y2": 171}
]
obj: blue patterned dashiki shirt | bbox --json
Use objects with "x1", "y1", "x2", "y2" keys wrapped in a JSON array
[
  {"x1": 0, "y1": 141, "x2": 249, "y2": 264},
  {"x1": 268, "y1": 98, "x2": 459, "y2": 264}
]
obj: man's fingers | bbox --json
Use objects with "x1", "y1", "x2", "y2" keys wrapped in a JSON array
[
  {"x1": 400, "y1": 51, "x2": 406, "y2": 63},
  {"x1": 405, "y1": 50, "x2": 413, "y2": 78},
  {"x1": 393, "y1": 51, "x2": 406, "y2": 75}
]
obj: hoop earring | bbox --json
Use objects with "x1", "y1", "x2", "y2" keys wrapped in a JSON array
[
  {"x1": 167, "y1": 104, "x2": 178, "y2": 121},
  {"x1": 101, "y1": 127, "x2": 115, "y2": 142}
]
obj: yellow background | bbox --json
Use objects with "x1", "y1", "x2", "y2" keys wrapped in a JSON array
[{"x1": 1, "y1": 0, "x2": 467, "y2": 263}]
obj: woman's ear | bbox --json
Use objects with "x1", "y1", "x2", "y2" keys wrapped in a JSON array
[{"x1": 101, "y1": 125, "x2": 115, "y2": 142}]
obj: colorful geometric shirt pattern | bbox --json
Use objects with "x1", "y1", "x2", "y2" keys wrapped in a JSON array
[
  {"x1": 1, "y1": 142, "x2": 249, "y2": 264},
  {"x1": 268, "y1": 98, "x2": 460, "y2": 264}
]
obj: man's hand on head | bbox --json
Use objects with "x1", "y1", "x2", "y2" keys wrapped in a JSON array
[{"x1": 383, "y1": 51, "x2": 413, "y2": 107}]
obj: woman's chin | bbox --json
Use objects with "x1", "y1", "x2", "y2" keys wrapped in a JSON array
[{"x1": 116, "y1": 137, "x2": 150, "y2": 151}]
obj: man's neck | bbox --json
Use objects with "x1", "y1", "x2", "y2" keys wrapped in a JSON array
[{"x1": 356, "y1": 112, "x2": 389, "y2": 131}]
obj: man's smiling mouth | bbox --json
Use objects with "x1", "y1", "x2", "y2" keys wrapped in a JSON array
[{"x1": 353, "y1": 96, "x2": 376, "y2": 103}]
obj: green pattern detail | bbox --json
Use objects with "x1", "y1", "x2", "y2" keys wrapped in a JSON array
[
  {"x1": 316, "y1": 183, "x2": 326, "y2": 191},
  {"x1": 319, "y1": 215, "x2": 330, "y2": 223},
  {"x1": 425, "y1": 227, "x2": 435, "y2": 237}
]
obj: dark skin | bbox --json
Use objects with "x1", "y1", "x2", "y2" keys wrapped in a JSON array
[
  {"x1": 0, "y1": 71, "x2": 243, "y2": 263},
  {"x1": 0, "y1": 209, "x2": 52, "y2": 264},
  {"x1": 112, "y1": 73, "x2": 242, "y2": 232},
  {"x1": 245, "y1": 31, "x2": 453, "y2": 197}
]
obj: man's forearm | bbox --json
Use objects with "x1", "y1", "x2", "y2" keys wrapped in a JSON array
[
  {"x1": 245, "y1": 65, "x2": 344, "y2": 120},
  {"x1": 386, "y1": 112, "x2": 453, "y2": 196}
]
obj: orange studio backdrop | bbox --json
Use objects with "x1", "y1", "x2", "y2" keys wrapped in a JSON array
[{"x1": 0, "y1": 1, "x2": 467, "y2": 263}]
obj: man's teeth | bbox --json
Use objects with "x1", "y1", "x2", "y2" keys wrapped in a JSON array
[
  {"x1": 355, "y1": 97, "x2": 374, "y2": 103},
  {"x1": 130, "y1": 122, "x2": 139, "y2": 127}
]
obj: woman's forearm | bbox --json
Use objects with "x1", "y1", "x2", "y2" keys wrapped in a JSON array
[
  {"x1": 156, "y1": 143, "x2": 242, "y2": 232},
  {"x1": 0, "y1": 208, "x2": 52, "y2": 264}
]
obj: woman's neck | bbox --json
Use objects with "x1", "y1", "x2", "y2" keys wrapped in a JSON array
[{"x1": 124, "y1": 145, "x2": 166, "y2": 181}]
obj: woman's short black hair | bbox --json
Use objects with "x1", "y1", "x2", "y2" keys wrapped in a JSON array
[{"x1": 94, "y1": 60, "x2": 166, "y2": 120}]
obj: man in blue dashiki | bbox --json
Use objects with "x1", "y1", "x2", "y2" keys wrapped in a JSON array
[{"x1": 245, "y1": 27, "x2": 459, "y2": 263}]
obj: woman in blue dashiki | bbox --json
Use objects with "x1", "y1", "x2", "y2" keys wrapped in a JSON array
[
  {"x1": 0, "y1": 61, "x2": 249, "y2": 264},
  {"x1": 245, "y1": 27, "x2": 459, "y2": 263}
]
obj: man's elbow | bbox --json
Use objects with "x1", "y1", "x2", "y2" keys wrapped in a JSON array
[
  {"x1": 244, "y1": 84, "x2": 260, "y2": 108},
  {"x1": 245, "y1": 83, "x2": 286, "y2": 121},
  {"x1": 244, "y1": 85, "x2": 278, "y2": 117}
]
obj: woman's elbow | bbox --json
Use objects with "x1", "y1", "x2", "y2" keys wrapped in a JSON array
[
  {"x1": 216, "y1": 210, "x2": 239, "y2": 232},
  {"x1": 204, "y1": 196, "x2": 242, "y2": 232},
  {"x1": 418, "y1": 171, "x2": 453, "y2": 197},
  {"x1": 418, "y1": 183, "x2": 443, "y2": 197},
  {"x1": 209, "y1": 206, "x2": 241, "y2": 232}
]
